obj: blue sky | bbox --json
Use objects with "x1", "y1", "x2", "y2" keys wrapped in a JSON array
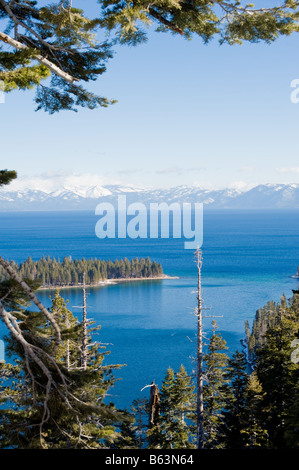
[{"x1": 1, "y1": 1, "x2": 299, "y2": 190}]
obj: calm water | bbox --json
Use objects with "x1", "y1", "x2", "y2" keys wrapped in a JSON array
[{"x1": 0, "y1": 210, "x2": 298, "y2": 408}]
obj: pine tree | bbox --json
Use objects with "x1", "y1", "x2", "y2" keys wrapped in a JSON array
[
  {"x1": 203, "y1": 321, "x2": 229, "y2": 449},
  {"x1": 0, "y1": 169, "x2": 17, "y2": 186},
  {"x1": 222, "y1": 350, "x2": 249, "y2": 448},
  {"x1": 50, "y1": 290, "x2": 81, "y2": 370},
  {"x1": 0, "y1": 1, "x2": 115, "y2": 112},
  {"x1": 0, "y1": 361, "x2": 24, "y2": 448},
  {"x1": 112, "y1": 410, "x2": 140, "y2": 449},
  {"x1": 0, "y1": 288, "x2": 124, "y2": 448},
  {"x1": 131, "y1": 397, "x2": 149, "y2": 448},
  {"x1": 241, "y1": 372, "x2": 269, "y2": 448},
  {"x1": 284, "y1": 380, "x2": 299, "y2": 448},
  {"x1": 254, "y1": 298, "x2": 299, "y2": 448},
  {"x1": 113, "y1": 398, "x2": 149, "y2": 449},
  {"x1": 148, "y1": 365, "x2": 196, "y2": 449}
]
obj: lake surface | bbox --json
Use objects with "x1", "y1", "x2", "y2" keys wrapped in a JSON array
[{"x1": 0, "y1": 209, "x2": 298, "y2": 409}]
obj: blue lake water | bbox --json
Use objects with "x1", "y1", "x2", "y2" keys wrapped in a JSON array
[{"x1": 0, "y1": 209, "x2": 298, "y2": 409}]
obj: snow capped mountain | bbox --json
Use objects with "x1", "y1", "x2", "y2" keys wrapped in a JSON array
[
  {"x1": 226, "y1": 183, "x2": 299, "y2": 209},
  {"x1": 50, "y1": 185, "x2": 112, "y2": 199},
  {"x1": 0, "y1": 183, "x2": 299, "y2": 211}
]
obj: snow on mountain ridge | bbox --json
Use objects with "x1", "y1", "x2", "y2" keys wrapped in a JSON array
[{"x1": 0, "y1": 183, "x2": 299, "y2": 210}]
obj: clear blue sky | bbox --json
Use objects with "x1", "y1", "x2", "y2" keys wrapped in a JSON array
[{"x1": 1, "y1": 1, "x2": 299, "y2": 190}]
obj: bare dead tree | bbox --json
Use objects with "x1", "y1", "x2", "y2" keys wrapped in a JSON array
[
  {"x1": 81, "y1": 273, "x2": 88, "y2": 371},
  {"x1": 195, "y1": 247, "x2": 204, "y2": 449},
  {"x1": 148, "y1": 382, "x2": 160, "y2": 428}
]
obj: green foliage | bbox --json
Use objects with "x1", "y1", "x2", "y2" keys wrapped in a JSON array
[
  {"x1": 203, "y1": 321, "x2": 230, "y2": 448},
  {"x1": 112, "y1": 398, "x2": 149, "y2": 448},
  {"x1": 0, "y1": 361, "x2": 25, "y2": 449},
  {"x1": 0, "y1": 255, "x2": 164, "y2": 287},
  {"x1": 0, "y1": 277, "x2": 41, "y2": 310},
  {"x1": 0, "y1": 1, "x2": 115, "y2": 112},
  {"x1": 244, "y1": 291, "x2": 299, "y2": 448},
  {"x1": 0, "y1": 169, "x2": 17, "y2": 186},
  {"x1": 124, "y1": 291, "x2": 299, "y2": 450},
  {"x1": 0, "y1": 287, "x2": 124, "y2": 448},
  {"x1": 245, "y1": 293, "x2": 299, "y2": 365},
  {"x1": 99, "y1": 0, "x2": 299, "y2": 45},
  {"x1": 1, "y1": 2, "x2": 299, "y2": 112},
  {"x1": 240, "y1": 372, "x2": 269, "y2": 448},
  {"x1": 254, "y1": 295, "x2": 299, "y2": 447},
  {"x1": 221, "y1": 350, "x2": 251, "y2": 448},
  {"x1": 148, "y1": 365, "x2": 196, "y2": 449}
]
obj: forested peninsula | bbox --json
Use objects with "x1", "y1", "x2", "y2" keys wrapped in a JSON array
[{"x1": 0, "y1": 256, "x2": 166, "y2": 289}]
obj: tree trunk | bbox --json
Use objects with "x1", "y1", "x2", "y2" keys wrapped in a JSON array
[
  {"x1": 81, "y1": 273, "x2": 88, "y2": 370},
  {"x1": 149, "y1": 382, "x2": 160, "y2": 428},
  {"x1": 196, "y1": 248, "x2": 204, "y2": 449}
]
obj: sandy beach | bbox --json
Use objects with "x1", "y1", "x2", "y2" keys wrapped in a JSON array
[{"x1": 38, "y1": 274, "x2": 179, "y2": 291}]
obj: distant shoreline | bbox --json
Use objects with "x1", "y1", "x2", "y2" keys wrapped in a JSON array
[{"x1": 37, "y1": 274, "x2": 179, "y2": 292}]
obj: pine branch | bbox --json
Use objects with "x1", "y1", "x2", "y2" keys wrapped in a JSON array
[
  {"x1": 0, "y1": 31, "x2": 78, "y2": 84},
  {"x1": 0, "y1": 255, "x2": 61, "y2": 344},
  {"x1": 148, "y1": 8, "x2": 184, "y2": 35}
]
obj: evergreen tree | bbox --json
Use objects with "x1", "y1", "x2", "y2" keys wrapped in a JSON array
[
  {"x1": 50, "y1": 290, "x2": 81, "y2": 370},
  {"x1": 113, "y1": 398, "x2": 149, "y2": 449},
  {"x1": 222, "y1": 350, "x2": 249, "y2": 448},
  {"x1": 240, "y1": 372, "x2": 269, "y2": 448},
  {"x1": 0, "y1": 361, "x2": 24, "y2": 448},
  {"x1": 0, "y1": 1, "x2": 115, "y2": 112},
  {"x1": 148, "y1": 365, "x2": 196, "y2": 449},
  {"x1": 203, "y1": 321, "x2": 229, "y2": 448},
  {"x1": 0, "y1": 288, "x2": 124, "y2": 448},
  {"x1": 284, "y1": 379, "x2": 299, "y2": 448},
  {"x1": 0, "y1": 169, "x2": 17, "y2": 186},
  {"x1": 131, "y1": 397, "x2": 149, "y2": 449},
  {"x1": 112, "y1": 411, "x2": 139, "y2": 449},
  {"x1": 254, "y1": 297, "x2": 299, "y2": 448}
]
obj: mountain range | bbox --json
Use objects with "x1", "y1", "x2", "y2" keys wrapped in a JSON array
[{"x1": 0, "y1": 183, "x2": 299, "y2": 211}]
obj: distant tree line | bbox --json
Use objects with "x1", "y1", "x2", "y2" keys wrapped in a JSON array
[{"x1": 0, "y1": 256, "x2": 164, "y2": 287}]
